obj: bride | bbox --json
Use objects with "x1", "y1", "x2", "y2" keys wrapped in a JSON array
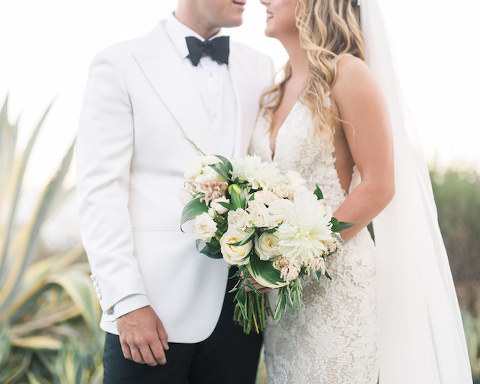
[{"x1": 249, "y1": 0, "x2": 473, "y2": 383}]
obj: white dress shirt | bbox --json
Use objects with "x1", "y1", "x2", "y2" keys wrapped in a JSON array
[{"x1": 112, "y1": 14, "x2": 238, "y2": 319}]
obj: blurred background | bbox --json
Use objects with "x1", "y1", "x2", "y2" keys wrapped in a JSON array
[{"x1": 0, "y1": 0, "x2": 479, "y2": 382}]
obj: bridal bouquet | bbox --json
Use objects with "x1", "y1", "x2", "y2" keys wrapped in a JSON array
[{"x1": 179, "y1": 154, "x2": 352, "y2": 334}]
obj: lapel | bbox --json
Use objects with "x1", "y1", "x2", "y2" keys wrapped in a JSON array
[
  {"x1": 229, "y1": 47, "x2": 256, "y2": 157},
  {"x1": 133, "y1": 22, "x2": 215, "y2": 155}
]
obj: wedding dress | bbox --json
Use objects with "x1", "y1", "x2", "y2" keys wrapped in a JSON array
[
  {"x1": 249, "y1": 98, "x2": 379, "y2": 383},
  {"x1": 249, "y1": 0, "x2": 472, "y2": 381}
]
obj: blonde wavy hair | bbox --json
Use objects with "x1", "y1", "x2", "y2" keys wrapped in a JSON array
[{"x1": 261, "y1": 0, "x2": 365, "y2": 139}]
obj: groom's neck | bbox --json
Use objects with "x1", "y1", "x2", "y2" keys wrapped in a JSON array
[{"x1": 174, "y1": 8, "x2": 221, "y2": 40}]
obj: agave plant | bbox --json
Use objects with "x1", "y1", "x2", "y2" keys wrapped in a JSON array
[{"x1": 0, "y1": 96, "x2": 103, "y2": 383}]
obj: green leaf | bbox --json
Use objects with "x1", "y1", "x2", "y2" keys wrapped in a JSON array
[
  {"x1": 213, "y1": 155, "x2": 233, "y2": 173},
  {"x1": 228, "y1": 229, "x2": 255, "y2": 247},
  {"x1": 207, "y1": 237, "x2": 221, "y2": 250},
  {"x1": 330, "y1": 217, "x2": 339, "y2": 231},
  {"x1": 180, "y1": 197, "x2": 208, "y2": 230},
  {"x1": 239, "y1": 188, "x2": 249, "y2": 210},
  {"x1": 244, "y1": 278, "x2": 260, "y2": 295},
  {"x1": 248, "y1": 253, "x2": 285, "y2": 286},
  {"x1": 336, "y1": 221, "x2": 356, "y2": 232},
  {"x1": 218, "y1": 201, "x2": 235, "y2": 211},
  {"x1": 314, "y1": 185, "x2": 324, "y2": 200},
  {"x1": 208, "y1": 163, "x2": 230, "y2": 181},
  {"x1": 262, "y1": 226, "x2": 279, "y2": 234},
  {"x1": 230, "y1": 187, "x2": 242, "y2": 209},
  {"x1": 196, "y1": 240, "x2": 222, "y2": 259}
]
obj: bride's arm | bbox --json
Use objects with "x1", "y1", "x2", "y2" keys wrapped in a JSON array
[{"x1": 330, "y1": 55, "x2": 395, "y2": 242}]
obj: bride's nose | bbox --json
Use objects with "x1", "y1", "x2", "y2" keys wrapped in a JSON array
[{"x1": 260, "y1": 0, "x2": 270, "y2": 6}]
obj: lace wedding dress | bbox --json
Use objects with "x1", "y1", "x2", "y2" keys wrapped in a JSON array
[{"x1": 249, "y1": 100, "x2": 379, "y2": 383}]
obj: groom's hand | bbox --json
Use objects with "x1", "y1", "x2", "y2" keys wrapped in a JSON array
[{"x1": 116, "y1": 305, "x2": 169, "y2": 366}]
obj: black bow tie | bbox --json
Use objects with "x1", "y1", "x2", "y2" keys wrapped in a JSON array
[{"x1": 185, "y1": 36, "x2": 230, "y2": 67}]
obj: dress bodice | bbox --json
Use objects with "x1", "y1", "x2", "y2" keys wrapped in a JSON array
[{"x1": 249, "y1": 101, "x2": 359, "y2": 212}]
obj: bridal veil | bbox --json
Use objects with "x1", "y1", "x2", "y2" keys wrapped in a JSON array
[{"x1": 361, "y1": 0, "x2": 473, "y2": 382}]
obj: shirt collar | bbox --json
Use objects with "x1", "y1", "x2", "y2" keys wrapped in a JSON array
[{"x1": 165, "y1": 13, "x2": 225, "y2": 60}]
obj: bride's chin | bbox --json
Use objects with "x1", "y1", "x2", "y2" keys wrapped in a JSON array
[{"x1": 264, "y1": 26, "x2": 276, "y2": 38}]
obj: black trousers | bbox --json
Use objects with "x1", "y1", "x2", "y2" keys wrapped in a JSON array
[{"x1": 103, "y1": 271, "x2": 262, "y2": 384}]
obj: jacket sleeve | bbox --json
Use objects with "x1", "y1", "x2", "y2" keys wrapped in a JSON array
[{"x1": 76, "y1": 51, "x2": 148, "y2": 315}]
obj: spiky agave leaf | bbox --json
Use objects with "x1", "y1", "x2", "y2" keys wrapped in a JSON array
[
  {"x1": 0, "y1": 246, "x2": 84, "y2": 323},
  {"x1": 0, "y1": 95, "x2": 19, "y2": 204},
  {"x1": 0, "y1": 140, "x2": 74, "y2": 314},
  {"x1": 10, "y1": 335, "x2": 63, "y2": 350},
  {"x1": 46, "y1": 266, "x2": 101, "y2": 331},
  {"x1": 0, "y1": 102, "x2": 53, "y2": 290}
]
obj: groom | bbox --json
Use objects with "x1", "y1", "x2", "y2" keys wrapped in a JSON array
[{"x1": 76, "y1": 0, "x2": 273, "y2": 382}]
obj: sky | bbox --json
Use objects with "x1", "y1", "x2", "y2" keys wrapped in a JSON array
[{"x1": 0, "y1": 0, "x2": 479, "y2": 188}]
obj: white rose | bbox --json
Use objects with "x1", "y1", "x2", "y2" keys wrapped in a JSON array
[
  {"x1": 271, "y1": 183, "x2": 290, "y2": 198},
  {"x1": 211, "y1": 196, "x2": 230, "y2": 215},
  {"x1": 193, "y1": 212, "x2": 217, "y2": 242},
  {"x1": 177, "y1": 189, "x2": 194, "y2": 206},
  {"x1": 247, "y1": 203, "x2": 270, "y2": 228},
  {"x1": 253, "y1": 190, "x2": 279, "y2": 206},
  {"x1": 227, "y1": 208, "x2": 248, "y2": 230},
  {"x1": 220, "y1": 228, "x2": 253, "y2": 265},
  {"x1": 254, "y1": 232, "x2": 280, "y2": 261}
]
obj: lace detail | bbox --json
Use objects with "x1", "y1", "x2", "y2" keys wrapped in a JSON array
[{"x1": 249, "y1": 103, "x2": 378, "y2": 384}]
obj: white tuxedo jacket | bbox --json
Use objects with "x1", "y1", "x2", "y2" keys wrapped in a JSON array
[{"x1": 77, "y1": 21, "x2": 273, "y2": 343}]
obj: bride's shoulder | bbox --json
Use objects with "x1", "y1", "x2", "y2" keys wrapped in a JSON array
[
  {"x1": 331, "y1": 55, "x2": 383, "y2": 105},
  {"x1": 334, "y1": 55, "x2": 373, "y2": 86}
]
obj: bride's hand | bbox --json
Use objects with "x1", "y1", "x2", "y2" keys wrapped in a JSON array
[{"x1": 244, "y1": 277, "x2": 272, "y2": 294}]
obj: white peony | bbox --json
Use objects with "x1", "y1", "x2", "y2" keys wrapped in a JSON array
[
  {"x1": 254, "y1": 232, "x2": 281, "y2": 261},
  {"x1": 211, "y1": 196, "x2": 230, "y2": 214},
  {"x1": 220, "y1": 228, "x2": 253, "y2": 265},
  {"x1": 228, "y1": 208, "x2": 248, "y2": 230},
  {"x1": 230, "y1": 155, "x2": 287, "y2": 190},
  {"x1": 184, "y1": 155, "x2": 221, "y2": 181},
  {"x1": 268, "y1": 198, "x2": 294, "y2": 226},
  {"x1": 270, "y1": 183, "x2": 290, "y2": 199},
  {"x1": 194, "y1": 166, "x2": 225, "y2": 185},
  {"x1": 253, "y1": 190, "x2": 279, "y2": 206},
  {"x1": 193, "y1": 212, "x2": 217, "y2": 242},
  {"x1": 276, "y1": 191, "x2": 333, "y2": 264}
]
